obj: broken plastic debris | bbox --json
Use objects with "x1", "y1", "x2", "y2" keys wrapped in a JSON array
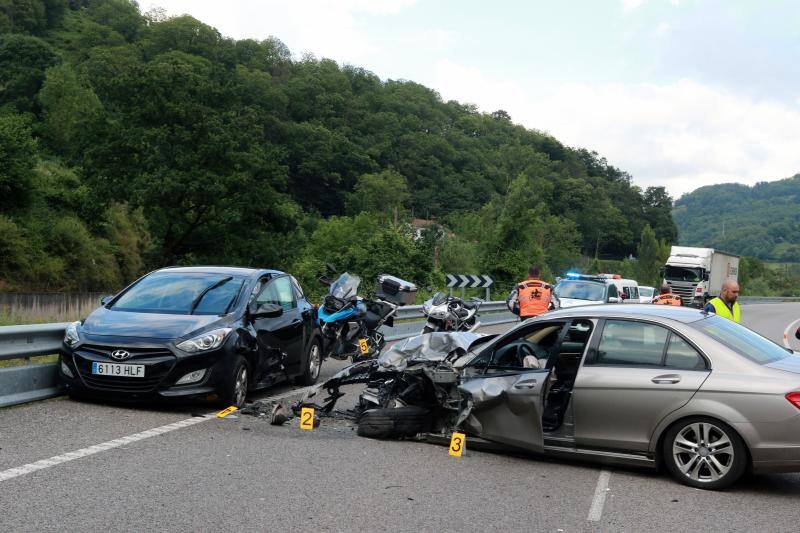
[{"x1": 270, "y1": 403, "x2": 293, "y2": 426}]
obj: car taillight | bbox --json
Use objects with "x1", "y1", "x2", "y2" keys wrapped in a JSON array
[{"x1": 786, "y1": 392, "x2": 800, "y2": 410}]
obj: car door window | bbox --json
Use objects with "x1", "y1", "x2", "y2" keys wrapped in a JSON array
[
  {"x1": 290, "y1": 276, "x2": 305, "y2": 301},
  {"x1": 607, "y1": 284, "x2": 618, "y2": 299},
  {"x1": 594, "y1": 320, "x2": 669, "y2": 366},
  {"x1": 665, "y1": 334, "x2": 706, "y2": 370},
  {"x1": 256, "y1": 276, "x2": 296, "y2": 311}
]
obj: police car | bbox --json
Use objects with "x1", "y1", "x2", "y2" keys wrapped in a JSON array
[{"x1": 552, "y1": 273, "x2": 639, "y2": 309}]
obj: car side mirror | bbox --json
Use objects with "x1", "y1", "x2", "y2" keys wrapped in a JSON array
[
  {"x1": 100, "y1": 295, "x2": 114, "y2": 306},
  {"x1": 249, "y1": 302, "x2": 283, "y2": 319},
  {"x1": 608, "y1": 297, "x2": 621, "y2": 304},
  {"x1": 619, "y1": 293, "x2": 628, "y2": 300}
]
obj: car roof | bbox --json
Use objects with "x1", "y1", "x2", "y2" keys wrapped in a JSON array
[
  {"x1": 557, "y1": 278, "x2": 606, "y2": 286},
  {"x1": 154, "y1": 266, "x2": 283, "y2": 277},
  {"x1": 543, "y1": 303, "x2": 707, "y2": 324}
]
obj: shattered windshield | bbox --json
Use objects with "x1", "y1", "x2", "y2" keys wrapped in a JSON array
[
  {"x1": 554, "y1": 281, "x2": 605, "y2": 301},
  {"x1": 329, "y1": 272, "x2": 361, "y2": 300},
  {"x1": 664, "y1": 266, "x2": 702, "y2": 283}
]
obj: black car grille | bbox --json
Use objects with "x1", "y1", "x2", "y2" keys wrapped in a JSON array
[{"x1": 74, "y1": 344, "x2": 176, "y2": 393}]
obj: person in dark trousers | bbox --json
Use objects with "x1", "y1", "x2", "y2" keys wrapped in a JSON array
[
  {"x1": 704, "y1": 279, "x2": 741, "y2": 323},
  {"x1": 507, "y1": 266, "x2": 552, "y2": 320}
]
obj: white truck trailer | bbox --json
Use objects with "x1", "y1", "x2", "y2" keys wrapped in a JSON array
[{"x1": 661, "y1": 246, "x2": 739, "y2": 307}]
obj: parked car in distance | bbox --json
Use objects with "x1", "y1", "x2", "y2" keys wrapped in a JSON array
[
  {"x1": 553, "y1": 273, "x2": 624, "y2": 309},
  {"x1": 638, "y1": 286, "x2": 655, "y2": 303},
  {"x1": 60, "y1": 266, "x2": 323, "y2": 407}
]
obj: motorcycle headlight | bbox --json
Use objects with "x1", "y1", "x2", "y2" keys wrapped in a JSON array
[
  {"x1": 63, "y1": 321, "x2": 81, "y2": 347},
  {"x1": 422, "y1": 302, "x2": 431, "y2": 314},
  {"x1": 176, "y1": 328, "x2": 232, "y2": 353}
]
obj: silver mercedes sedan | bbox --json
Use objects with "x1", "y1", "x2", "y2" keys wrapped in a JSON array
[
  {"x1": 320, "y1": 304, "x2": 800, "y2": 490},
  {"x1": 456, "y1": 304, "x2": 800, "y2": 490}
]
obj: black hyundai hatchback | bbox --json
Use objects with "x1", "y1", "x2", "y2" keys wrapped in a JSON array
[{"x1": 59, "y1": 267, "x2": 323, "y2": 407}]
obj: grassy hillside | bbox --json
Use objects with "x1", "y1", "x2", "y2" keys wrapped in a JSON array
[
  {"x1": 673, "y1": 175, "x2": 800, "y2": 261},
  {"x1": 1, "y1": 0, "x2": 676, "y2": 295}
]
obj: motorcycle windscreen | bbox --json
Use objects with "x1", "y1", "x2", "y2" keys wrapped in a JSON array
[
  {"x1": 329, "y1": 273, "x2": 361, "y2": 300},
  {"x1": 458, "y1": 369, "x2": 549, "y2": 452}
]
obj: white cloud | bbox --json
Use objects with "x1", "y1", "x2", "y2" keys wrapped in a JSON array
[
  {"x1": 429, "y1": 62, "x2": 800, "y2": 197},
  {"x1": 150, "y1": 0, "x2": 419, "y2": 62},
  {"x1": 621, "y1": 0, "x2": 646, "y2": 12}
]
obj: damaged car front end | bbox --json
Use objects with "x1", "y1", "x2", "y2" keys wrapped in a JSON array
[{"x1": 285, "y1": 331, "x2": 515, "y2": 440}]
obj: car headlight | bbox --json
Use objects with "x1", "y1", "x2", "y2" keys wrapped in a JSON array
[
  {"x1": 63, "y1": 321, "x2": 81, "y2": 347},
  {"x1": 176, "y1": 328, "x2": 232, "y2": 353}
]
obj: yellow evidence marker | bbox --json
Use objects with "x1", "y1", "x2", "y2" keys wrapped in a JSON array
[
  {"x1": 358, "y1": 338, "x2": 370, "y2": 355},
  {"x1": 449, "y1": 432, "x2": 466, "y2": 457},
  {"x1": 216, "y1": 406, "x2": 238, "y2": 418},
  {"x1": 300, "y1": 407, "x2": 315, "y2": 430}
]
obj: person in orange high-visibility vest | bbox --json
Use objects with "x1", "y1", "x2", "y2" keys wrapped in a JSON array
[
  {"x1": 507, "y1": 266, "x2": 552, "y2": 320},
  {"x1": 652, "y1": 283, "x2": 682, "y2": 306}
]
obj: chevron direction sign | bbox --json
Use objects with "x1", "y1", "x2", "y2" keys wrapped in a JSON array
[{"x1": 445, "y1": 274, "x2": 494, "y2": 288}]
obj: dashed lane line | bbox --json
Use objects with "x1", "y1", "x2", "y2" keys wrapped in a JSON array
[
  {"x1": 587, "y1": 470, "x2": 612, "y2": 522},
  {"x1": 0, "y1": 385, "x2": 316, "y2": 484}
]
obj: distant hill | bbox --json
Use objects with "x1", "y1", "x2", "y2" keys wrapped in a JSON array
[{"x1": 673, "y1": 175, "x2": 800, "y2": 261}]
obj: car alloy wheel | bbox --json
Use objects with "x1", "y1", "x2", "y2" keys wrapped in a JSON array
[
  {"x1": 308, "y1": 343, "x2": 321, "y2": 382},
  {"x1": 671, "y1": 421, "x2": 735, "y2": 483},
  {"x1": 234, "y1": 365, "x2": 248, "y2": 407}
]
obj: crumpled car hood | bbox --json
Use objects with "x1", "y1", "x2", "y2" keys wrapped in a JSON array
[{"x1": 377, "y1": 331, "x2": 487, "y2": 371}]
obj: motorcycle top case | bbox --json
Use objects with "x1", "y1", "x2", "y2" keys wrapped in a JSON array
[{"x1": 374, "y1": 274, "x2": 418, "y2": 306}]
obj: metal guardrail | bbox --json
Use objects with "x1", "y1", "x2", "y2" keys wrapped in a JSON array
[
  {"x1": 0, "y1": 303, "x2": 517, "y2": 408},
  {"x1": 0, "y1": 323, "x2": 69, "y2": 407}
]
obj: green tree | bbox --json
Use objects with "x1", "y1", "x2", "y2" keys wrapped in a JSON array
[
  {"x1": 636, "y1": 224, "x2": 668, "y2": 287},
  {"x1": 349, "y1": 169, "x2": 409, "y2": 223},
  {"x1": 0, "y1": 113, "x2": 38, "y2": 211}
]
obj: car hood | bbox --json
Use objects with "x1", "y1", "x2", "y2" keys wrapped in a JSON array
[
  {"x1": 377, "y1": 332, "x2": 486, "y2": 371},
  {"x1": 82, "y1": 307, "x2": 225, "y2": 340},
  {"x1": 557, "y1": 298, "x2": 605, "y2": 308},
  {"x1": 765, "y1": 354, "x2": 800, "y2": 375}
]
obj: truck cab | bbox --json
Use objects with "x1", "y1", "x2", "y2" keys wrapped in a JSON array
[{"x1": 661, "y1": 246, "x2": 739, "y2": 307}]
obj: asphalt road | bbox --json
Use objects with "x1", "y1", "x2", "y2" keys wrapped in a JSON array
[{"x1": 2, "y1": 305, "x2": 800, "y2": 532}]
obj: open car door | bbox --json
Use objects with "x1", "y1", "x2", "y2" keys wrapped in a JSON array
[{"x1": 457, "y1": 321, "x2": 568, "y2": 452}]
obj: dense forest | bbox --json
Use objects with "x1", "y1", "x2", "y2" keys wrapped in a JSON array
[
  {"x1": 674, "y1": 175, "x2": 800, "y2": 261},
  {"x1": 0, "y1": 0, "x2": 678, "y2": 298}
]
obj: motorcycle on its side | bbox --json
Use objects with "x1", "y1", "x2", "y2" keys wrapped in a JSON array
[{"x1": 421, "y1": 291, "x2": 482, "y2": 333}]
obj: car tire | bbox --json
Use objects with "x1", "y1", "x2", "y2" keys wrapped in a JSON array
[
  {"x1": 297, "y1": 339, "x2": 322, "y2": 386},
  {"x1": 357, "y1": 406, "x2": 433, "y2": 439},
  {"x1": 662, "y1": 417, "x2": 748, "y2": 490},
  {"x1": 220, "y1": 356, "x2": 249, "y2": 408}
]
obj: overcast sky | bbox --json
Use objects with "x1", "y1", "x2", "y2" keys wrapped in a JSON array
[{"x1": 148, "y1": 0, "x2": 800, "y2": 199}]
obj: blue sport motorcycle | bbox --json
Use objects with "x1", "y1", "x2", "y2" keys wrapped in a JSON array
[{"x1": 317, "y1": 272, "x2": 400, "y2": 362}]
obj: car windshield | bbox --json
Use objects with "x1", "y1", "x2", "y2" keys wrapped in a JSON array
[
  {"x1": 554, "y1": 281, "x2": 605, "y2": 301},
  {"x1": 639, "y1": 287, "x2": 654, "y2": 298},
  {"x1": 691, "y1": 315, "x2": 789, "y2": 365},
  {"x1": 329, "y1": 272, "x2": 361, "y2": 300},
  {"x1": 112, "y1": 273, "x2": 245, "y2": 315},
  {"x1": 664, "y1": 266, "x2": 702, "y2": 283}
]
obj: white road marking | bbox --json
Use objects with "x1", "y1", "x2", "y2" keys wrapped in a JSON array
[
  {"x1": 0, "y1": 385, "x2": 316, "y2": 484},
  {"x1": 783, "y1": 318, "x2": 800, "y2": 349},
  {"x1": 587, "y1": 470, "x2": 612, "y2": 522}
]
